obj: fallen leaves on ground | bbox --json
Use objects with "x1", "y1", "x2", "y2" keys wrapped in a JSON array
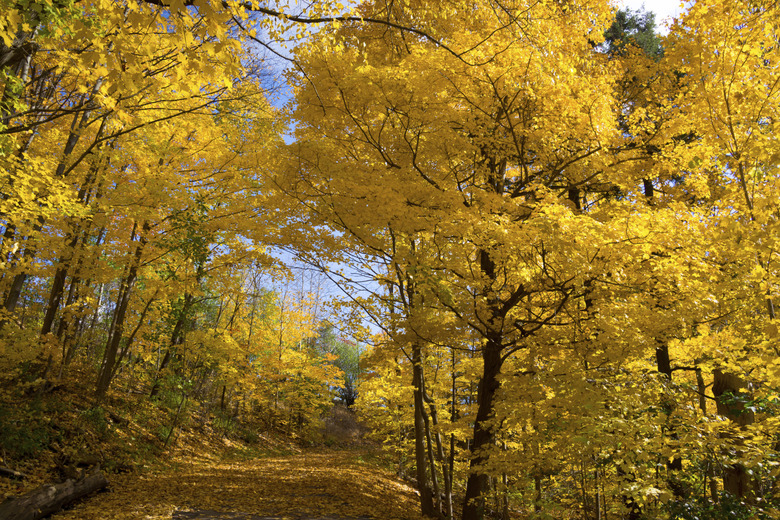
[{"x1": 50, "y1": 449, "x2": 425, "y2": 520}]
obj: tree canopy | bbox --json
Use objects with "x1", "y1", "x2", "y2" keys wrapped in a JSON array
[{"x1": 1, "y1": 1, "x2": 780, "y2": 520}]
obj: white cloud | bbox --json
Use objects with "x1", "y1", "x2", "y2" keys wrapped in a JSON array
[{"x1": 620, "y1": 0, "x2": 688, "y2": 33}]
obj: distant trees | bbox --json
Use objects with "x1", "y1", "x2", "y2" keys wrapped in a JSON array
[
  {"x1": 313, "y1": 324, "x2": 361, "y2": 406},
  {"x1": 603, "y1": 8, "x2": 663, "y2": 58}
]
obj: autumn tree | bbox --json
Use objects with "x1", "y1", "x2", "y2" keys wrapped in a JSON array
[
  {"x1": 660, "y1": 0, "x2": 780, "y2": 506},
  {"x1": 284, "y1": 1, "x2": 657, "y2": 517},
  {"x1": 283, "y1": 0, "x2": 780, "y2": 518}
]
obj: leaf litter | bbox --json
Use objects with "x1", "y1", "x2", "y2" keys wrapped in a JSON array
[{"x1": 49, "y1": 449, "x2": 425, "y2": 520}]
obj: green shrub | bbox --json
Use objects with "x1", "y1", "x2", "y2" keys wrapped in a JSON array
[
  {"x1": 667, "y1": 493, "x2": 779, "y2": 520},
  {"x1": 80, "y1": 406, "x2": 110, "y2": 439},
  {"x1": 0, "y1": 405, "x2": 51, "y2": 458}
]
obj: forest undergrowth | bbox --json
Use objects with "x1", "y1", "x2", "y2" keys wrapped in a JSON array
[{"x1": 0, "y1": 366, "x2": 411, "y2": 520}]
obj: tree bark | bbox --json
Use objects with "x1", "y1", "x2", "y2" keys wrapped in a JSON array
[
  {"x1": 412, "y1": 341, "x2": 436, "y2": 518},
  {"x1": 462, "y1": 335, "x2": 503, "y2": 520},
  {"x1": 712, "y1": 369, "x2": 755, "y2": 499},
  {"x1": 0, "y1": 471, "x2": 108, "y2": 520}
]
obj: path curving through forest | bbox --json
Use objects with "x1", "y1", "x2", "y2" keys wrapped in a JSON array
[{"x1": 49, "y1": 450, "x2": 424, "y2": 520}]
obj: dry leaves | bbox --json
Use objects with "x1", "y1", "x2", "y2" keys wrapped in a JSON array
[{"x1": 50, "y1": 450, "x2": 424, "y2": 520}]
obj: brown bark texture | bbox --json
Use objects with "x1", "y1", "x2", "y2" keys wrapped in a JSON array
[{"x1": 0, "y1": 470, "x2": 108, "y2": 520}]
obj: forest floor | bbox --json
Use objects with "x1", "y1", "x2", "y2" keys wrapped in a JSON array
[
  {"x1": 0, "y1": 372, "x2": 424, "y2": 520},
  {"x1": 48, "y1": 447, "x2": 425, "y2": 520}
]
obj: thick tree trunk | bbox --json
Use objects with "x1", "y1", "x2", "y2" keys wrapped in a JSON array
[
  {"x1": 462, "y1": 337, "x2": 503, "y2": 520},
  {"x1": 0, "y1": 471, "x2": 108, "y2": 520},
  {"x1": 712, "y1": 369, "x2": 755, "y2": 499}
]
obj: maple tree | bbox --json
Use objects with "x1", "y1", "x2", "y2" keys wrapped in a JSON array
[{"x1": 285, "y1": 0, "x2": 780, "y2": 518}]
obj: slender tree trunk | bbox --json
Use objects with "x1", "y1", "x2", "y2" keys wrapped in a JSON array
[
  {"x1": 40, "y1": 242, "x2": 78, "y2": 336},
  {"x1": 656, "y1": 340, "x2": 685, "y2": 496},
  {"x1": 56, "y1": 275, "x2": 83, "y2": 378},
  {"x1": 595, "y1": 468, "x2": 602, "y2": 520},
  {"x1": 501, "y1": 472, "x2": 510, "y2": 520},
  {"x1": 617, "y1": 459, "x2": 642, "y2": 520},
  {"x1": 108, "y1": 292, "x2": 156, "y2": 384},
  {"x1": 150, "y1": 292, "x2": 195, "y2": 398},
  {"x1": 3, "y1": 239, "x2": 39, "y2": 312},
  {"x1": 695, "y1": 365, "x2": 718, "y2": 503},
  {"x1": 422, "y1": 402, "x2": 441, "y2": 518},
  {"x1": 95, "y1": 221, "x2": 149, "y2": 400},
  {"x1": 426, "y1": 392, "x2": 452, "y2": 520},
  {"x1": 534, "y1": 474, "x2": 542, "y2": 514},
  {"x1": 444, "y1": 351, "x2": 457, "y2": 520},
  {"x1": 41, "y1": 167, "x2": 100, "y2": 336},
  {"x1": 3, "y1": 92, "x2": 104, "y2": 315},
  {"x1": 412, "y1": 341, "x2": 436, "y2": 518}
]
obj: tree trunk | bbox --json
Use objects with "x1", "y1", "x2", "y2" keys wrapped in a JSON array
[
  {"x1": 712, "y1": 369, "x2": 755, "y2": 499},
  {"x1": 108, "y1": 292, "x2": 157, "y2": 385},
  {"x1": 41, "y1": 170, "x2": 99, "y2": 337},
  {"x1": 150, "y1": 292, "x2": 194, "y2": 399},
  {"x1": 534, "y1": 474, "x2": 542, "y2": 514},
  {"x1": 655, "y1": 340, "x2": 685, "y2": 497},
  {"x1": 425, "y1": 391, "x2": 452, "y2": 520},
  {"x1": 422, "y1": 403, "x2": 441, "y2": 518},
  {"x1": 412, "y1": 341, "x2": 436, "y2": 518},
  {"x1": 0, "y1": 471, "x2": 108, "y2": 520},
  {"x1": 95, "y1": 221, "x2": 149, "y2": 400},
  {"x1": 3, "y1": 242, "x2": 37, "y2": 313},
  {"x1": 3, "y1": 90, "x2": 103, "y2": 315},
  {"x1": 696, "y1": 365, "x2": 718, "y2": 503},
  {"x1": 40, "y1": 259, "x2": 71, "y2": 336},
  {"x1": 462, "y1": 336, "x2": 503, "y2": 520}
]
